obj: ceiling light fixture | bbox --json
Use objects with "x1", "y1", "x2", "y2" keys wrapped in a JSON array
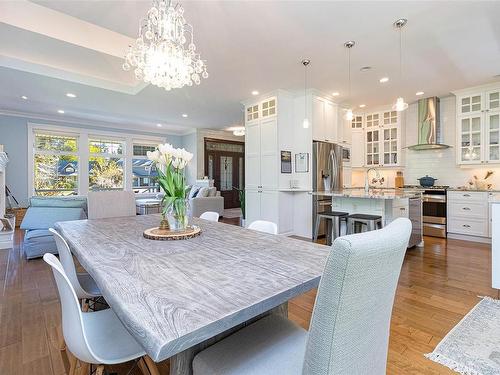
[
  {"x1": 66, "y1": 93, "x2": 77, "y2": 98},
  {"x1": 392, "y1": 18, "x2": 409, "y2": 112},
  {"x1": 332, "y1": 92, "x2": 340, "y2": 97},
  {"x1": 123, "y1": 0, "x2": 208, "y2": 91},
  {"x1": 359, "y1": 104, "x2": 366, "y2": 108},
  {"x1": 157, "y1": 123, "x2": 163, "y2": 127},
  {"x1": 251, "y1": 90, "x2": 259, "y2": 96},
  {"x1": 182, "y1": 113, "x2": 188, "y2": 118},
  {"x1": 57, "y1": 110, "x2": 65, "y2": 114},
  {"x1": 360, "y1": 66, "x2": 372, "y2": 72},
  {"x1": 21, "y1": 95, "x2": 28, "y2": 100},
  {"x1": 344, "y1": 41, "x2": 355, "y2": 121},
  {"x1": 301, "y1": 59, "x2": 311, "y2": 128},
  {"x1": 226, "y1": 126, "x2": 245, "y2": 136},
  {"x1": 416, "y1": 91, "x2": 424, "y2": 96},
  {"x1": 379, "y1": 77, "x2": 389, "y2": 83}
]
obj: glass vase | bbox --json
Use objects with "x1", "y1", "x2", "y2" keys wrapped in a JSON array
[{"x1": 166, "y1": 198, "x2": 190, "y2": 231}]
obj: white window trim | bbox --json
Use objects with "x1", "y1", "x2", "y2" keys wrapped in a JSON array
[{"x1": 28, "y1": 123, "x2": 166, "y2": 196}]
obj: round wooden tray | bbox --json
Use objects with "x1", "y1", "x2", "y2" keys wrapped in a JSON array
[{"x1": 143, "y1": 225, "x2": 201, "y2": 241}]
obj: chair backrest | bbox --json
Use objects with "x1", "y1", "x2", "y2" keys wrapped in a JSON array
[
  {"x1": 43, "y1": 253, "x2": 99, "y2": 364},
  {"x1": 199, "y1": 211, "x2": 220, "y2": 222},
  {"x1": 49, "y1": 228, "x2": 87, "y2": 298},
  {"x1": 87, "y1": 191, "x2": 136, "y2": 219},
  {"x1": 302, "y1": 218, "x2": 411, "y2": 375},
  {"x1": 247, "y1": 220, "x2": 278, "y2": 235}
]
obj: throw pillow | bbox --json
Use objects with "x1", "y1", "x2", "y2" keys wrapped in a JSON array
[
  {"x1": 189, "y1": 186, "x2": 200, "y2": 199},
  {"x1": 208, "y1": 187, "x2": 217, "y2": 197},
  {"x1": 198, "y1": 187, "x2": 210, "y2": 198}
]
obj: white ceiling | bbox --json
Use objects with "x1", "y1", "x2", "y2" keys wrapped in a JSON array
[{"x1": 0, "y1": 1, "x2": 499, "y2": 135}]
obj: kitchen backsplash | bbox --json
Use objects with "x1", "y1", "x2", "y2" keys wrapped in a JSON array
[{"x1": 351, "y1": 95, "x2": 500, "y2": 189}]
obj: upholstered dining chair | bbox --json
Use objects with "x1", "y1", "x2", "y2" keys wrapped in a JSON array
[
  {"x1": 247, "y1": 220, "x2": 278, "y2": 235},
  {"x1": 200, "y1": 211, "x2": 220, "y2": 222},
  {"x1": 43, "y1": 253, "x2": 159, "y2": 375},
  {"x1": 87, "y1": 190, "x2": 136, "y2": 219},
  {"x1": 193, "y1": 218, "x2": 412, "y2": 375}
]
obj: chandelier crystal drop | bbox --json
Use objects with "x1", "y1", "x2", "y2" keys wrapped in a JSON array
[{"x1": 123, "y1": 0, "x2": 208, "y2": 91}]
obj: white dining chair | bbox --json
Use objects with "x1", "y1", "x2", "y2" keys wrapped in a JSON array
[
  {"x1": 199, "y1": 211, "x2": 220, "y2": 222},
  {"x1": 193, "y1": 218, "x2": 412, "y2": 375},
  {"x1": 247, "y1": 220, "x2": 278, "y2": 235},
  {"x1": 87, "y1": 190, "x2": 137, "y2": 219},
  {"x1": 49, "y1": 228, "x2": 101, "y2": 303},
  {"x1": 43, "y1": 253, "x2": 159, "y2": 375}
]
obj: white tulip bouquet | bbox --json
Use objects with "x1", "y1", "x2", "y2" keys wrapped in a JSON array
[{"x1": 147, "y1": 143, "x2": 194, "y2": 231}]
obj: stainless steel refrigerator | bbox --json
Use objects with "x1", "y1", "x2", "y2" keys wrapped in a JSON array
[{"x1": 312, "y1": 141, "x2": 344, "y2": 238}]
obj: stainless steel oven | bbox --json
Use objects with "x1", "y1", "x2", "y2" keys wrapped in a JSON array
[{"x1": 422, "y1": 189, "x2": 447, "y2": 238}]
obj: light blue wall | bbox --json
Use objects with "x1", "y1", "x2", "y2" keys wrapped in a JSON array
[
  {"x1": 0, "y1": 114, "x2": 182, "y2": 206},
  {"x1": 181, "y1": 131, "x2": 198, "y2": 185}
]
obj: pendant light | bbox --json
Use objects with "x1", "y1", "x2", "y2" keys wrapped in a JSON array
[
  {"x1": 344, "y1": 41, "x2": 355, "y2": 121},
  {"x1": 302, "y1": 59, "x2": 311, "y2": 128},
  {"x1": 392, "y1": 18, "x2": 408, "y2": 112}
]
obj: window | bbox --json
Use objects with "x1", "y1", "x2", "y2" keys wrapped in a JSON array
[
  {"x1": 132, "y1": 143, "x2": 159, "y2": 194},
  {"x1": 88, "y1": 137, "x2": 125, "y2": 191},
  {"x1": 33, "y1": 133, "x2": 79, "y2": 196}
]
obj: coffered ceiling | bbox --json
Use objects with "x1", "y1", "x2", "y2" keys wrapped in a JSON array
[{"x1": 0, "y1": 1, "x2": 499, "y2": 134}]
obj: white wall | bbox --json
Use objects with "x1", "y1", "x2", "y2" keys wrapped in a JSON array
[{"x1": 352, "y1": 95, "x2": 500, "y2": 189}]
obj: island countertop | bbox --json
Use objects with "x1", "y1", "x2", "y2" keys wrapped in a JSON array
[{"x1": 310, "y1": 188, "x2": 422, "y2": 200}]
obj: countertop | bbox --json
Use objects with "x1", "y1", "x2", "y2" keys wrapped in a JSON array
[
  {"x1": 447, "y1": 188, "x2": 500, "y2": 193},
  {"x1": 310, "y1": 188, "x2": 421, "y2": 200}
]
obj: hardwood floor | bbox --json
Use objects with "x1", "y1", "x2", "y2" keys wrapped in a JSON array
[{"x1": 0, "y1": 225, "x2": 495, "y2": 374}]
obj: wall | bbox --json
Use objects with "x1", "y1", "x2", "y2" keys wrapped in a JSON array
[
  {"x1": 351, "y1": 96, "x2": 500, "y2": 189},
  {"x1": 0, "y1": 113, "x2": 182, "y2": 206}
]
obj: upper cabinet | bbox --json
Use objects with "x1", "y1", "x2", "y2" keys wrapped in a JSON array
[
  {"x1": 312, "y1": 96, "x2": 338, "y2": 143},
  {"x1": 454, "y1": 85, "x2": 500, "y2": 165},
  {"x1": 349, "y1": 110, "x2": 403, "y2": 168}
]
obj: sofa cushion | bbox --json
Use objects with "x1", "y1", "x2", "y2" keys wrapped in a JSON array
[
  {"x1": 20, "y1": 207, "x2": 86, "y2": 230},
  {"x1": 30, "y1": 196, "x2": 87, "y2": 209},
  {"x1": 24, "y1": 229, "x2": 53, "y2": 240},
  {"x1": 198, "y1": 187, "x2": 210, "y2": 198},
  {"x1": 208, "y1": 187, "x2": 217, "y2": 197}
]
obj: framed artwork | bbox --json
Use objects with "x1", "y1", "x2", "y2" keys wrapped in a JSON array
[
  {"x1": 281, "y1": 150, "x2": 292, "y2": 173},
  {"x1": 295, "y1": 153, "x2": 309, "y2": 173}
]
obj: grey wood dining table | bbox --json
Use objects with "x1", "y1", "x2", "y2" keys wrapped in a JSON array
[{"x1": 55, "y1": 214, "x2": 330, "y2": 375}]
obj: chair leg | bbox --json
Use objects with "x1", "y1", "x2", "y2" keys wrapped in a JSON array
[
  {"x1": 313, "y1": 216, "x2": 321, "y2": 241},
  {"x1": 138, "y1": 356, "x2": 160, "y2": 375},
  {"x1": 81, "y1": 299, "x2": 89, "y2": 312},
  {"x1": 95, "y1": 365, "x2": 104, "y2": 375},
  {"x1": 79, "y1": 362, "x2": 90, "y2": 375},
  {"x1": 68, "y1": 357, "x2": 79, "y2": 375}
]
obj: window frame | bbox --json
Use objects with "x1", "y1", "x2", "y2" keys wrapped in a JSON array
[
  {"x1": 28, "y1": 123, "x2": 166, "y2": 197},
  {"x1": 131, "y1": 140, "x2": 162, "y2": 194}
]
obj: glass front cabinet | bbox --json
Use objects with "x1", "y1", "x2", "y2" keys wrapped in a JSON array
[
  {"x1": 455, "y1": 86, "x2": 500, "y2": 165},
  {"x1": 363, "y1": 110, "x2": 402, "y2": 167}
]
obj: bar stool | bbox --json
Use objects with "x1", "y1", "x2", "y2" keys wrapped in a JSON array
[
  {"x1": 314, "y1": 211, "x2": 349, "y2": 245},
  {"x1": 347, "y1": 214, "x2": 383, "y2": 234}
]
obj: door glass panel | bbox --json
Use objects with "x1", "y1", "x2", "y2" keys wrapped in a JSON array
[
  {"x1": 391, "y1": 128, "x2": 397, "y2": 138},
  {"x1": 471, "y1": 95, "x2": 481, "y2": 112},
  {"x1": 490, "y1": 114, "x2": 499, "y2": 130},
  {"x1": 208, "y1": 155, "x2": 214, "y2": 180},
  {"x1": 373, "y1": 154, "x2": 379, "y2": 164},
  {"x1": 462, "y1": 118, "x2": 470, "y2": 132},
  {"x1": 384, "y1": 154, "x2": 389, "y2": 164},
  {"x1": 490, "y1": 92, "x2": 499, "y2": 109},
  {"x1": 472, "y1": 133, "x2": 481, "y2": 146},
  {"x1": 384, "y1": 129, "x2": 390, "y2": 140},
  {"x1": 471, "y1": 117, "x2": 481, "y2": 132},
  {"x1": 239, "y1": 157, "x2": 243, "y2": 189},
  {"x1": 391, "y1": 141, "x2": 397, "y2": 152},
  {"x1": 461, "y1": 134, "x2": 470, "y2": 147},
  {"x1": 384, "y1": 141, "x2": 390, "y2": 152},
  {"x1": 490, "y1": 146, "x2": 499, "y2": 161},
  {"x1": 220, "y1": 156, "x2": 233, "y2": 191},
  {"x1": 373, "y1": 131, "x2": 379, "y2": 142}
]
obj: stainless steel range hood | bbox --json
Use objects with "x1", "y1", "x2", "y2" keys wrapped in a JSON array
[{"x1": 407, "y1": 97, "x2": 451, "y2": 150}]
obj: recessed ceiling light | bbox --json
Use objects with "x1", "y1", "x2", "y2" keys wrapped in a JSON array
[
  {"x1": 416, "y1": 91, "x2": 424, "y2": 96},
  {"x1": 157, "y1": 123, "x2": 163, "y2": 127},
  {"x1": 57, "y1": 110, "x2": 65, "y2": 114},
  {"x1": 251, "y1": 90, "x2": 259, "y2": 96},
  {"x1": 360, "y1": 66, "x2": 372, "y2": 72},
  {"x1": 21, "y1": 95, "x2": 28, "y2": 100},
  {"x1": 182, "y1": 113, "x2": 188, "y2": 118},
  {"x1": 332, "y1": 92, "x2": 340, "y2": 96},
  {"x1": 66, "y1": 93, "x2": 77, "y2": 98},
  {"x1": 379, "y1": 77, "x2": 389, "y2": 83},
  {"x1": 359, "y1": 104, "x2": 366, "y2": 108}
]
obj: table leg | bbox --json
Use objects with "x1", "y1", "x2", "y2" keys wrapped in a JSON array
[{"x1": 169, "y1": 302, "x2": 288, "y2": 375}]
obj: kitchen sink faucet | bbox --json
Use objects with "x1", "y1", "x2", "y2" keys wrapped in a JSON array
[{"x1": 365, "y1": 167, "x2": 381, "y2": 192}]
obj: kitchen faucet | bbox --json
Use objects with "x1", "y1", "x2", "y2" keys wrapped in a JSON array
[{"x1": 364, "y1": 167, "x2": 380, "y2": 192}]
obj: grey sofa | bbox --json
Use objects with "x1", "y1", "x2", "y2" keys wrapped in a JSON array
[
  {"x1": 20, "y1": 196, "x2": 87, "y2": 259},
  {"x1": 190, "y1": 191, "x2": 224, "y2": 218}
]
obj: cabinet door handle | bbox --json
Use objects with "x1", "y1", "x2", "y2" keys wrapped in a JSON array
[
  {"x1": 400, "y1": 207, "x2": 406, "y2": 211},
  {"x1": 462, "y1": 207, "x2": 471, "y2": 210},
  {"x1": 462, "y1": 224, "x2": 471, "y2": 228},
  {"x1": 463, "y1": 194, "x2": 471, "y2": 197}
]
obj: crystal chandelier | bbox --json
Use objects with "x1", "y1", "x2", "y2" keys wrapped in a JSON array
[{"x1": 123, "y1": 0, "x2": 208, "y2": 91}]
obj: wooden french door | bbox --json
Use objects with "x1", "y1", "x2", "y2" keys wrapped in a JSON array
[{"x1": 204, "y1": 139, "x2": 245, "y2": 209}]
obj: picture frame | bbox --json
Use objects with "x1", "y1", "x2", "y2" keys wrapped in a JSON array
[
  {"x1": 281, "y1": 150, "x2": 292, "y2": 173},
  {"x1": 295, "y1": 153, "x2": 309, "y2": 173}
]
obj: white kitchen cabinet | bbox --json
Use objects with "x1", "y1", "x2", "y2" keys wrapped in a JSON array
[
  {"x1": 454, "y1": 84, "x2": 500, "y2": 165},
  {"x1": 351, "y1": 129, "x2": 365, "y2": 168},
  {"x1": 365, "y1": 128, "x2": 380, "y2": 166},
  {"x1": 312, "y1": 96, "x2": 338, "y2": 142},
  {"x1": 447, "y1": 191, "x2": 490, "y2": 240}
]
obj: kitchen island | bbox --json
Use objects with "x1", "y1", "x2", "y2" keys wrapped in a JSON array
[{"x1": 311, "y1": 188, "x2": 423, "y2": 247}]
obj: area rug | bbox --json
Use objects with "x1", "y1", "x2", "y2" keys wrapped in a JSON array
[
  {"x1": 426, "y1": 296, "x2": 500, "y2": 374},
  {"x1": 223, "y1": 208, "x2": 242, "y2": 218}
]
